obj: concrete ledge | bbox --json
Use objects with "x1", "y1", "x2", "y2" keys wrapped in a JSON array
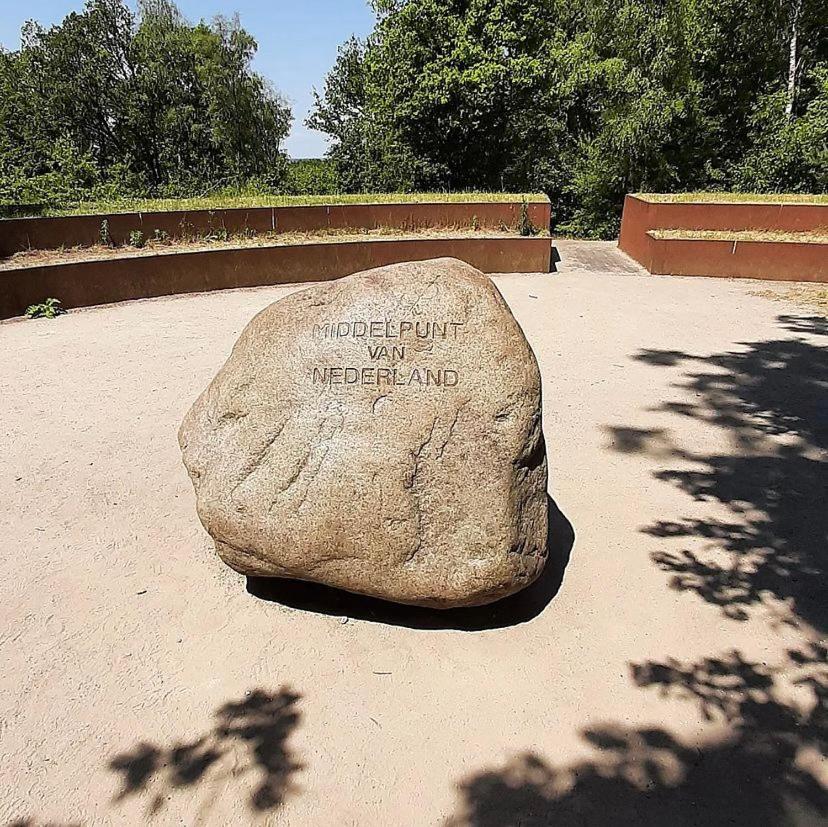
[
  {"x1": 619, "y1": 194, "x2": 828, "y2": 282},
  {"x1": 647, "y1": 236, "x2": 828, "y2": 282},
  {"x1": 1, "y1": 236, "x2": 551, "y2": 319},
  {"x1": 0, "y1": 200, "x2": 552, "y2": 257}
]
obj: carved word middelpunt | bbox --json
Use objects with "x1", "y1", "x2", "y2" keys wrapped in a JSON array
[{"x1": 312, "y1": 317, "x2": 466, "y2": 389}]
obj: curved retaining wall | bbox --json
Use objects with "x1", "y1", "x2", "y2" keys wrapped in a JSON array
[
  {"x1": 0, "y1": 200, "x2": 551, "y2": 257},
  {"x1": 0, "y1": 236, "x2": 551, "y2": 319}
]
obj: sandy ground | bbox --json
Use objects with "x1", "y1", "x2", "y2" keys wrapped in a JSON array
[{"x1": 1, "y1": 241, "x2": 825, "y2": 826}]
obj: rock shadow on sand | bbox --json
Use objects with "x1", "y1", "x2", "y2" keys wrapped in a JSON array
[{"x1": 246, "y1": 495, "x2": 574, "y2": 631}]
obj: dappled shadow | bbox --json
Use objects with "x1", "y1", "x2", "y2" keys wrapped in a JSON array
[
  {"x1": 108, "y1": 687, "x2": 301, "y2": 816},
  {"x1": 633, "y1": 348, "x2": 688, "y2": 367},
  {"x1": 646, "y1": 449, "x2": 826, "y2": 629},
  {"x1": 777, "y1": 314, "x2": 828, "y2": 337},
  {"x1": 246, "y1": 495, "x2": 573, "y2": 631},
  {"x1": 446, "y1": 312, "x2": 827, "y2": 825},
  {"x1": 631, "y1": 643, "x2": 826, "y2": 736},
  {"x1": 634, "y1": 334, "x2": 827, "y2": 450},
  {"x1": 446, "y1": 645, "x2": 826, "y2": 826},
  {"x1": 604, "y1": 426, "x2": 675, "y2": 458},
  {"x1": 622, "y1": 315, "x2": 828, "y2": 632}
]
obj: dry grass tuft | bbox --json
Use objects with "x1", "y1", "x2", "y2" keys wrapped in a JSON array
[
  {"x1": 650, "y1": 229, "x2": 828, "y2": 243},
  {"x1": 753, "y1": 284, "x2": 828, "y2": 314}
]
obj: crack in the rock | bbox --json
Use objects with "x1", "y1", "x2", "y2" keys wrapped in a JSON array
[
  {"x1": 294, "y1": 438, "x2": 334, "y2": 512},
  {"x1": 404, "y1": 416, "x2": 439, "y2": 563},
  {"x1": 230, "y1": 416, "x2": 289, "y2": 497},
  {"x1": 305, "y1": 551, "x2": 362, "y2": 572},
  {"x1": 269, "y1": 405, "x2": 344, "y2": 512},
  {"x1": 271, "y1": 444, "x2": 315, "y2": 505},
  {"x1": 495, "y1": 395, "x2": 518, "y2": 422},
  {"x1": 397, "y1": 270, "x2": 442, "y2": 315},
  {"x1": 218, "y1": 410, "x2": 249, "y2": 424},
  {"x1": 436, "y1": 401, "x2": 469, "y2": 458}
]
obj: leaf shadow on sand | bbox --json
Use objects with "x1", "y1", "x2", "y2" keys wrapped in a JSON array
[
  {"x1": 444, "y1": 643, "x2": 826, "y2": 826},
  {"x1": 107, "y1": 687, "x2": 302, "y2": 817},
  {"x1": 445, "y1": 314, "x2": 827, "y2": 825},
  {"x1": 620, "y1": 314, "x2": 827, "y2": 633}
]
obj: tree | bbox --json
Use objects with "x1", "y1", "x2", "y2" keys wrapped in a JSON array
[
  {"x1": 0, "y1": 0, "x2": 292, "y2": 205},
  {"x1": 309, "y1": 0, "x2": 828, "y2": 237}
]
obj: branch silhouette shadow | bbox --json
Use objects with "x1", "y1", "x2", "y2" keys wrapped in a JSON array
[
  {"x1": 107, "y1": 687, "x2": 302, "y2": 816},
  {"x1": 444, "y1": 312, "x2": 827, "y2": 825},
  {"x1": 619, "y1": 315, "x2": 828, "y2": 633},
  {"x1": 777, "y1": 314, "x2": 827, "y2": 337},
  {"x1": 445, "y1": 644, "x2": 827, "y2": 826},
  {"x1": 246, "y1": 494, "x2": 573, "y2": 630}
]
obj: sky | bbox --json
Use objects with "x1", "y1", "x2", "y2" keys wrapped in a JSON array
[{"x1": 0, "y1": 0, "x2": 376, "y2": 157}]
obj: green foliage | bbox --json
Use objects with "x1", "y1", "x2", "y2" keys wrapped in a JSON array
[
  {"x1": 128, "y1": 230, "x2": 145, "y2": 248},
  {"x1": 284, "y1": 159, "x2": 340, "y2": 195},
  {"x1": 25, "y1": 298, "x2": 65, "y2": 319},
  {"x1": 310, "y1": 0, "x2": 828, "y2": 237},
  {"x1": 38, "y1": 190, "x2": 538, "y2": 216},
  {"x1": 732, "y1": 67, "x2": 828, "y2": 193},
  {"x1": 0, "y1": 0, "x2": 291, "y2": 208},
  {"x1": 99, "y1": 219, "x2": 112, "y2": 246}
]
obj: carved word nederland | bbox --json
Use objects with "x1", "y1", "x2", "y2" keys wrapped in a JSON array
[{"x1": 312, "y1": 319, "x2": 464, "y2": 388}]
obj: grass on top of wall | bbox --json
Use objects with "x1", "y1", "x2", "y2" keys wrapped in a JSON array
[
  {"x1": 636, "y1": 192, "x2": 828, "y2": 205},
  {"x1": 11, "y1": 192, "x2": 549, "y2": 218}
]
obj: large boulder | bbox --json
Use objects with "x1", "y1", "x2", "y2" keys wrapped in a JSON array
[{"x1": 179, "y1": 258, "x2": 548, "y2": 608}]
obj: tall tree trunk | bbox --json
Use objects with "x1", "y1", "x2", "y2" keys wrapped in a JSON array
[{"x1": 786, "y1": 0, "x2": 802, "y2": 119}]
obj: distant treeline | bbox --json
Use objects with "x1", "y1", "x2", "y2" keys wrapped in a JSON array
[
  {"x1": 2, "y1": 0, "x2": 826, "y2": 237},
  {"x1": 310, "y1": 0, "x2": 828, "y2": 236},
  {"x1": 0, "y1": 0, "x2": 295, "y2": 206}
]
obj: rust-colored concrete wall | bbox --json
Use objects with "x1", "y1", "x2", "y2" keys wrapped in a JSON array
[
  {"x1": 648, "y1": 237, "x2": 828, "y2": 282},
  {"x1": 619, "y1": 194, "x2": 828, "y2": 280},
  {"x1": 620, "y1": 194, "x2": 828, "y2": 250},
  {"x1": 0, "y1": 236, "x2": 551, "y2": 319},
  {"x1": 617, "y1": 195, "x2": 654, "y2": 266},
  {"x1": 0, "y1": 200, "x2": 551, "y2": 257}
]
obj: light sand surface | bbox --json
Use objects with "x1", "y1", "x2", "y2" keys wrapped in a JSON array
[{"x1": 1, "y1": 242, "x2": 825, "y2": 825}]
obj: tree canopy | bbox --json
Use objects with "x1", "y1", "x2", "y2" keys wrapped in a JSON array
[
  {"x1": 310, "y1": 0, "x2": 828, "y2": 236},
  {"x1": 0, "y1": 0, "x2": 292, "y2": 205}
]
